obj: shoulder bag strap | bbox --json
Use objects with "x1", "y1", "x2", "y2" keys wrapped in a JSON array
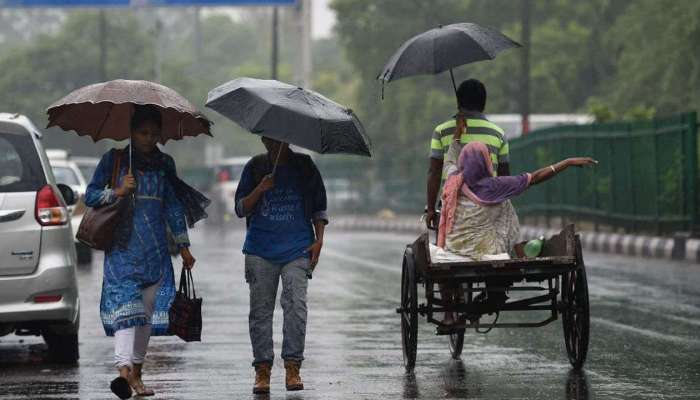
[{"x1": 109, "y1": 149, "x2": 123, "y2": 189}]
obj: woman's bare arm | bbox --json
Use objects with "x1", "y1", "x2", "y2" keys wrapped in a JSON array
[{"x1": 530, "y1": 157, "x2": 597, "y2": 185}]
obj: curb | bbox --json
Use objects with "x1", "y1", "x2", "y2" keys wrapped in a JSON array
[{"x1": 332, "y1": 216, "x2": 700, "y2": 263}]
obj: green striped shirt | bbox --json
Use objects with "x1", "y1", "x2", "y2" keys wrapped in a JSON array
[{"x1": 430, "y1": 113, "x2": 509, "y2": 177}]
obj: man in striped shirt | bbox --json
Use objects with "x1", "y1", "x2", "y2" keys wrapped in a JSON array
[{"x1": 426, "y1": 79, "x2": 510, "y2": 228}]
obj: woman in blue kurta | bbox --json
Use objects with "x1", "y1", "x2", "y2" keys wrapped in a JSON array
[{"x1": 85, "y1": 105, "x2": 207, "y2": 399}]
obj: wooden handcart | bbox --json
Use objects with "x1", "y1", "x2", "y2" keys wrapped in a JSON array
[{"x1": 397, "y1": 225, "x2": 590, "y2": 372}]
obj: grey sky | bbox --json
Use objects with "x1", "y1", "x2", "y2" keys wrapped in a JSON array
[{"x1": 312, "y1": 0, "x2": 336, "y2": 38}]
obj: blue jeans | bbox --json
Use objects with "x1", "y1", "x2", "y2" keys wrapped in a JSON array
[{"x1": 245, "y1": 255, "x2": 309, "y2": 366}]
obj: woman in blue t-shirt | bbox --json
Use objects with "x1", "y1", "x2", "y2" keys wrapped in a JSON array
[{"x1": 234, "y1": 136, "x2": 328, "y2": 394}]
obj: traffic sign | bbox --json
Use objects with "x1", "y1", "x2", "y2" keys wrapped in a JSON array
[{"x1": 0, "y1": 0, "x2": 296, "y2": 7}]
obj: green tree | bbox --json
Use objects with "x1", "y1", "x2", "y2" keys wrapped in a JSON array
[
  {"x1": 605, "y1": 0, "x2": 700, "y2": 116},
  {"x1": 0, "y1": 11, "x2": 156, "y2": 156},
  {"x1": 331, "y1": 0, "x2": 631, "y2": 211}
]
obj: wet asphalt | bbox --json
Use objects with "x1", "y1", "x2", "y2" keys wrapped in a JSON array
[{"x1": 1, "y1": 225, "x2": 699, "y2": 399}]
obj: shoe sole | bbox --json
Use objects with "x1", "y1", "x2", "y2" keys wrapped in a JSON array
[
  {"x1": 253, "y1": 388, "x2": 270, "y2": 394},
  {"x1": 286, "y1": 384, "x2": 304, "y2": 391},
  {"x1": 110, "y1": 377, "x2": 132, "y2": 399}
]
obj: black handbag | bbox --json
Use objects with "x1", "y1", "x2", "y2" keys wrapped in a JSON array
[
  {"x1": 168, "y1": 268, "x2": 203, "y2": 342},
  {"x1": 76, "y1": 150, "x2": 128, "y2": 251}
]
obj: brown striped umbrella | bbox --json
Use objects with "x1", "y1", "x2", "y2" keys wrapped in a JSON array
[{"x1": 47, "y1": 79, "x2": 212, "y2": 143}]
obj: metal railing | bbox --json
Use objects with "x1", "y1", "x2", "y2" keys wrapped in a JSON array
[{"x1": 509, "y1": 112, "x2": 698, "y2": 235}]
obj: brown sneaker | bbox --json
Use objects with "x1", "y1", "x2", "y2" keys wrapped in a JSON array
[
  {"x1": 253, "y1": 363, "x2": 271, "y2": 394},
  {"x1": 284, "y1": 360, "x2": 304, "y2": 391}
]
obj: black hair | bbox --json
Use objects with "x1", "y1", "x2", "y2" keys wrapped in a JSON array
[
  {"x1": 130, "y1": 104, "x2": 163, "y2": 131},
  {"x1": 456, "y1": 79, "x2": 487, "y2": 112}
]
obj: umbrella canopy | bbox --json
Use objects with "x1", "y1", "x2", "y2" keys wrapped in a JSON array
[
  {"x1": 205, "y1": 77, "x2": 371, "y2": 157},
  {"x1": 377, "y1": 22, "x2": 521, "y2": 91},
  {"x1": 47, "y1": 79, "x2": 212, "y2": 143}
]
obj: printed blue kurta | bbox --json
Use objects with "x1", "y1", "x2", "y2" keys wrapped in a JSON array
[{"x1": 85, "y1": 148, "x2": 190, "y2": 336}]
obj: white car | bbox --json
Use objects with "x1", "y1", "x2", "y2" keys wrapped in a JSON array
[
  {"x1": 71, "y1": 156, "x2": 99, "y2": 187},
  {"x1": 0, "y1": 113, "x2": 80, "y2": 363},
  {"x1": 210, "y1": 157, "x2": 249, "y2": 224}
]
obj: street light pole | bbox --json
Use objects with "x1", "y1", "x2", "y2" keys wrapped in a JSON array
[
  {"x1": 271, "y1": 6, "x2": 279, "y2": 80},
  {"x1": 98, "y1": 10, "x2": 107, "y2": 81},
  {"x1": 520, "y1": 0, "x2": 531, "y2": 136}
]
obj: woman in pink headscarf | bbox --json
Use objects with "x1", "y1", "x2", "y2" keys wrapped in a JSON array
[
  {"x1": 439, "y1": 142, "x2": 596, "y2": 256},
  {"x1": 437, "y1": 140, "x2": 596, "y2": 326}
]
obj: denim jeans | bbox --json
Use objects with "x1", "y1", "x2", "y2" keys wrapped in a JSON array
[{"x1": 245, "y1": 255, "x2": 309, "y2": 366}]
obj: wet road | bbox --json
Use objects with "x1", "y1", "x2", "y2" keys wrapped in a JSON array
[{"x1": 1, "y1": 226, "x2": 700, "y2": 399}]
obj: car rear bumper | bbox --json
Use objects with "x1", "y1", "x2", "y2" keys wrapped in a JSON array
[{"x1": 0, "y1": 262, "x2": 79, "y2": 325}]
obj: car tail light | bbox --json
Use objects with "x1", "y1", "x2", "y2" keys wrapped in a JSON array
[
  {"x1": 35, "y1": 185, "x2": 69, "y2": 226},
  {"x1": 34, "y1": 294, "x2": 63, "y2": 303}
]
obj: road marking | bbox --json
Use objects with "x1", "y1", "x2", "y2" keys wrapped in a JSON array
[
  {"x1": 592, "y1": 317, "x2": 700, "y2": 346},
  {"x1": 323, "y1": 248, "x2": 400, "y2": 274}
]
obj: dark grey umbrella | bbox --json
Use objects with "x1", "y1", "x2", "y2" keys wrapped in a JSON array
[
  {"x1": 205, "y1": 77, "x2": 371, "y2": 157},
  {"x1": 377, "y1": 22, "x2": 521, "y2": 94}
]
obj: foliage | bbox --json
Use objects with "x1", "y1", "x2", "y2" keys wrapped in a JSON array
[
  {"x1": 330, "y1": 0, "x2": 700, "y2": 212},
  {"x1": 606, "y1": 0, "x2": 700, "y2": 117},
  {"x1": 0, "y1": 2, "x2": 699, "y2": 216}
]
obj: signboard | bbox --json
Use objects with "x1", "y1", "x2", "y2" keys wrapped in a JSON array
[{"x1": 0, "y1": 0, "x2": 296, "y2": 7}]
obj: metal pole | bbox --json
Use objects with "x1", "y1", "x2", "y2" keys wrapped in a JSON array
[
  {"x1": 271, "y1": 7, "x2": 279, "y2": 80},
  {"x1": 154, "y1": 17, "x2": 163, "y2": 82},
  {"x1": 98, "y1": 10, "x2": 107, "y2": 81},
  {"x1": 520, "y1": 0, "x2": 531, "y2": 136},
  {"x1": 300, "y1": 0, "x2": 312, "y2": 88},
  {"x1": 193, "y1": 7, "x2": 202, "y2": 71}
]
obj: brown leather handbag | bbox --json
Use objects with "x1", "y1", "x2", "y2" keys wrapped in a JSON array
[{"x1": 76, "y1": 150, "x2": 128, "y2": 251}]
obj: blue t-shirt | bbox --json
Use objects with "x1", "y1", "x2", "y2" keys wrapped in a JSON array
[{"x1": 238, "y1": 164, "x2": 315, "y2": 265}]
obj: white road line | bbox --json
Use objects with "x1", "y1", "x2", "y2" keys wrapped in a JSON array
[
  {"x1": 323, "y1": 247, "x2": 400, "y2": 274},
  {"x1": 592, "y1": 317, "x2": 700, "y2": 346}
]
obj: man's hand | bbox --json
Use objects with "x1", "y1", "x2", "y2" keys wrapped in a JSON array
[
  {"x1": 306, "y1": 240, "x2": 323, "y2": 269},
  {"x1": 255, "y1": 174, "x2": 275, "y2": 193},
  {"x1": 180, "y1": 247, "x2": 196, "y2": 270},
  {"x1": 455, "y1": 112, "x2": 466, "y2": 144},
  {"x1": 425, "y1": 209, "x2": 438, "y2": 230},
  {"x1": 115, "y1": 174, "x2": 136, "y2": 197}
]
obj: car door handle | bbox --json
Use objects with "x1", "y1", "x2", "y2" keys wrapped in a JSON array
[{"x1": 0, "y1": 209, "x2": 25, "y2": 222}]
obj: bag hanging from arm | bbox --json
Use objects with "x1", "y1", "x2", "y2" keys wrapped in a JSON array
[
  {"x1": 76, "y1": 149, "x2": 129, "y2": 251},
  {"x1": 168, "y1": 268, "x2": 203, "y2": 342}
]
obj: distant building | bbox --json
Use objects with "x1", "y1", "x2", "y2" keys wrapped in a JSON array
[{"x1": 487, "y1": 114, "x2": 594, "y2": 140}]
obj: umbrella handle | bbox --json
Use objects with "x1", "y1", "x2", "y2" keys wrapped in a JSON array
[
  {"x1": 129, "y1": 132, "x2": 133, "y2": 174},
  {"x1": 449, "y1": 69, "x2": 458, "y2": 97},
  {"x1": 271, "y1": 142, "x2": 286, "y2": 176}
]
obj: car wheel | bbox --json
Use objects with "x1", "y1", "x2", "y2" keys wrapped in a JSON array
[{"x1": 42, "y1": 317, "x2": 79, "y2": 364}]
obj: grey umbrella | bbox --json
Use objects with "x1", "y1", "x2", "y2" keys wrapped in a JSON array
[
  {"x1": 205, "y1": 77, "x2": 371, "y2": 157},
  {"x1": 377, "y1": 22, "x2": 521, "y2": 95}
]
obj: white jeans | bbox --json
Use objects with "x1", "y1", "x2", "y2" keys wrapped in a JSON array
[{"x1": 114, "y1": 281, "x2": 160, "y2": 368}]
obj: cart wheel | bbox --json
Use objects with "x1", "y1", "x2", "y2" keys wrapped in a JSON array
[
  {"x1": 448, "y1": 329, "x2": 465, "y2": 359},
  {"x1": 401, "y1": 246, "x2": 418, "y2": 372},
  {"x1": 562, "y1": 238, "x2": 590, "y2": 369}
]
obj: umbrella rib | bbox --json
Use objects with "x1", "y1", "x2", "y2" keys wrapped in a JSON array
[
  {"x1": 298, "y1": 89, "x2": 324, "y2": 151},
  {"x1": 95, "y1": 103, "x2": 113, "y2": 141}
]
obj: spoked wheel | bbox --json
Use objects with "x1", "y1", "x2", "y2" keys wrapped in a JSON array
[
  {"x1": 561, "y1": 238, "x2": 590, "y2": 369},
  {"x1": 448, "y1": 283, "x2": 466, "y2": 359},
  {"x1": 448, "y1": 329, "x2": 465, "y2": 359},
  {"x1": 400, "y1": 246, "x2": 418, "y2": 372}
]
